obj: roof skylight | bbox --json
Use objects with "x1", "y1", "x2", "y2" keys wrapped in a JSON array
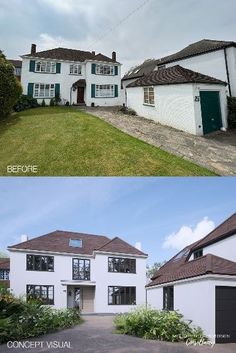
[{"x1": 69, "y1": 239, "x2": 83, "y2": 248}]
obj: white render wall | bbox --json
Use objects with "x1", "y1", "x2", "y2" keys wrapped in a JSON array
[
  {"x1": 9, "y1": 250, "x2": 146, "y2": 313},
  {"x1": 21, "y1": 57, "x2": 122, "y2": 106},
  {"x1": 203, "y1": 233, "x2": 236, "y2": 262}
]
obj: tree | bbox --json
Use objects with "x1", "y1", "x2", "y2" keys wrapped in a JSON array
[
  {"x1": 146, "y1": 261, "x2": 166, "y2": 280},
  {"x1": 0, "y1": 51, "x2": 22, "y2": 118}
]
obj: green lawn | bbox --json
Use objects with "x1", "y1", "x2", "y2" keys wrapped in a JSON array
[{"x1": 0, "y1": 107, "x2": 216, "y2": 176}]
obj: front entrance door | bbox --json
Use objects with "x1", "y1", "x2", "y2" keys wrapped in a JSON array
[
  {"x1": 74, "y1": 287, "x2": 81, "y2": 309},
  {"x1": 77, "y1": 87, "x2": 85, "y2": 104},
  {"x1": 200, "y1": 91, "x2": 223, "y2": 135}
]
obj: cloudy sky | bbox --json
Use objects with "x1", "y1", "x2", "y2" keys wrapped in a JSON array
[
  {"x1": 0, "y1": 0, "x2": 236, "y2": 74},
  {"x1": 0, "y1": 177, "x2": 235, "y2": 265}
]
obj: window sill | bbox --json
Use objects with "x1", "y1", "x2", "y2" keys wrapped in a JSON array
[
  {"x1": 94, "y1": 73, "x2": 116, "y2": 76},
  {"x1": 34, "y1": 72, "x2": 57, "y2": 74},
  {"x1": 143, "y1": 103, "x2": 155, "y2": 107},
  {"x1": 108, "y1": 303, "x2": 137, "y2": 306},
  {"x1": 69, "y1": 73, "x2": 82, "y2": 76},
  {"x1": 33, "y1": 97, "x2": 55, "y2": 99},
  {"x1": 94, "y1": 96, "x2": 116, "y2": 99}
]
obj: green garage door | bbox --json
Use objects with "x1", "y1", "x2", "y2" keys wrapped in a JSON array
[{"x1": 200, "y1": 91, "x2": 223, "y2": 135}]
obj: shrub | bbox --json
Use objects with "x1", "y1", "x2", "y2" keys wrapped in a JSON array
[
  {"x1": 228, "y1": 96, "x2": 236, "y2": 129},
  {"x1": 114, "y1": 306, "x2": 208, "y2": 343},
  {"x1": 13, "y1": 95, "x2": 39, "y2": 112},
  {"x1": 50, "y1": 98, "x2": 55, "y2": 106},
  {"x1": 41, "y1": 99, "x2": 46, "y2": 107},
  {"x1": 119, "y1": 106, "x2": 137, "y2": 116},
  {"x1": 65, "y1": 101, "x2": 70, "y2": 106},
  {"x1": 55, "y1": 93, "x2": 61, "y2": 105},
  {"x1": 0, "y1": 51, "x2": 22, "y2": 118}
]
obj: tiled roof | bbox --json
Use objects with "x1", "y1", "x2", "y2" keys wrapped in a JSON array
[
  {"x1": 8, "y1": 231, "x2": 146, "y2": 256},
  {"x1": 0, "y1": 258, "x2": 10, "y2": 269},
  {"x1": 8, "y1": 60, "x2": 22, "y2": 68},
  {"x1": 122, "y1": 59, "x2": 157, "y2": 81},
  {"x1": 127, "y1": 65, "x2": 226, "y2": 87},
  {"x1": 22, "y1": 48, "x2": 118, "y2": 63}
]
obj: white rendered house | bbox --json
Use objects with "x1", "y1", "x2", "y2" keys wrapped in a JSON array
[
  {"x1": 146, "y1": 212, "x2": 236, "y2": 344},
  {"x1": 8, "y1": 231, "x2": 147, "y2": 314},
  {"x1": 21, "y1": 44, "x2": 122, "y2": 106}
]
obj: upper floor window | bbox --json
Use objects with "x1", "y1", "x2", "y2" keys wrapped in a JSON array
[
  {"x1": 34, "y1": 83, "x2": 55, "y2": 98},
  {"x1": 96, "y1": 64, "x2": 114, "y2": 75},
  {"x1": 26, "y1": 255, "x2": 54, "y2": 272},
  {"x1": 35, "y1": 61, "x2": 56, "y2": 73},
  {"x1": 108, "y1": 257, "x2": 136, "y2": 273},
  {"x1": 70, "y1": 64, "x2": 82, "y2": 75},
  {"x1": 14, "y1": 68, "x2": 21, "y2": 76},
  {"x1": 95, "y1": 84, "x2": 114, "y2": 98},
  {"x1": 108, "y1": 286, "x2": 136, "y2": 305},
  {"x1": 193, "y1": 249, "x2": 203, "y2": 259},
  {"x1": 144, "y1": 87, "x2": 154, "y2": 105},
  {"x1": 73, "y1": 258, "x2": 90, "y2": 280},
  {"x1": 27, "y1": 285, "x2": 54, "y2": 305},
  {"x1": 163, "y1": 286, "x2": 174, "y2": 311},
  {"x1": 0, "y1": 269, "x2": 9, "y2": 280}
]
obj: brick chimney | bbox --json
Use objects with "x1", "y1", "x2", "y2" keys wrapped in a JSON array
[
  {"x1": 92, "y1": 51, "x2": 95, "y2": 56},
  {"x1": 31, "y1": 44, "x2": 36, "y2": 55},
  {"x1": 112, "y1": 51, "x2": 116, "y2": 62}
]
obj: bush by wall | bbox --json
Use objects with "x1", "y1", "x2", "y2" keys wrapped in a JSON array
[
  {"x1": 14, "y1": 95, "x2": 39, "y2": 112},
  {"x1": 228, "y1": 96, "x2": 236, "y2": 129},
  {"x1": 0, "y1": 51, "x2": 22, "y2": 118},
  {"x1": 114, "y1": 306, "x2": 207, "y2": 343}
]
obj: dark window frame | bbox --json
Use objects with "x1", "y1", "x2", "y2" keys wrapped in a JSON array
[
  {"x1": 108, "y1": 257, "x2": 136, "y2": 274},
  {"x1": 26, "y1": 284, "x2": 54, "y2": 305},
  {"x1": 163, "y1": 286, "x2": 174, "y2": 311},
  {"x1": 26, "y1": 254, "x2": 54, "y2": 272},
  {"x1": 193, "y1": 249, "x2": 203, "y2": 259},
  {"x1": 0, "y1": 269, "x2": 10, "y2": 280},
  {"x1": 72, "y1": 258, "x2": 91, "y2": 280},
  {"x1": 108, "y1": 286, "x2": 136, "y2": 305}
]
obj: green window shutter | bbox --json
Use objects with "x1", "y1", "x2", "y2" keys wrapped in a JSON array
[
  {"x1": 56, "y1": 63, "x2": 61, "y2": 74},
  {"x1": 115, "y1": 85, "x2": 118, "y2": 97},
  {"x1": 91, "y1": 84, "x2": 95, "y2": 98},
  {"x1": 91, "y1": 63, "x2": 96, "y2": 74},
  {"x1": 114, "y1": 66, "x2": 118, "y2": 75},
  {"x1": 27, "y1": 83, "x2": 34, "y2": 97},
  {"x1": 55, "y1": 83, "x2": 60, "y2": 98},
  {"x1": 29, "y1": 60, "x2": 35, "y2": 72}
]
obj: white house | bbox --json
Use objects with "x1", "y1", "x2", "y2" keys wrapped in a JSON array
[
  {"x1": 21, "y1": 44, "x2": 122, "y2": 106},
  {"x1": 7, "y1": 231, "x2": 147, "y2": 314},
  {"x1": 146, "y1": 212, "x2": 236, "y2": 344}
]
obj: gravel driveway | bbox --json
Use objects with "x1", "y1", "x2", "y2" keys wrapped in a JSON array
[
  {"x1": 82, "y1": 107, "x2": 236, "y2": 176},
  {"x1": 1, "y1": 315, "x2": 235, "y2": 353}
]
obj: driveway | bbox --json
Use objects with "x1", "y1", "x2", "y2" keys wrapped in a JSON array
[
  {"x1": 1, "y1": 315, "x2": 235, "y2": 353},
  {"x1": 83, "y1": 107, "x2": 236, "y2": 176}
]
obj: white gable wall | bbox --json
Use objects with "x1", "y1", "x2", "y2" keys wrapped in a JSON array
[{"x1": 202, "y1": 233, "x2": 236, "y2": 262}]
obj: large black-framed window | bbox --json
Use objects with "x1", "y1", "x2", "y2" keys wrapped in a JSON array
[
  {"x1": 72, "y1": 258, "x2": 90, "y2": 280},
  {"x1": 108, "y1": 286, "x2": 136, "y2": 305},
  {"x1": 193, "y1": 249, "x2": 203, "y2": 259},
  {"x1": 0, "y1": 269, "x2": 9, "y2": 280},
  {"x1": 108, "y1": 257, "x2": 136, "y2": 273},
  {"x1": 163, "y1": 286, "x2": 174, "y2": 311},
  {"x1": 26, "y1": 285, "x2": 54, "y2": 305},
  {"x1": 26, "y1": 254, "x2": 54, "y2": 272}
]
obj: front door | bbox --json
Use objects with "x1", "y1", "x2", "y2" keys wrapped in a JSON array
[
  {"x1": 200, "y1": 91, "x2": 223, "y2": 135},
  {"x1": 77, "y1": 87, "x2": 85, "y2": 104},
  {"x1": 74, "y1": 287, "x2": 81, "y2": 309}
]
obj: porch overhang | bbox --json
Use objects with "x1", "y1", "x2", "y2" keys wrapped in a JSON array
[
  {"x1": 61, "y1": 280, "x2": 96, "y2": 286},
  {"x1": 72, "y1": 79, "x2": 86, "y2": 90}
]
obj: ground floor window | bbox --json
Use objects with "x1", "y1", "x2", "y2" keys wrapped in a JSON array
[
  {"x1": 26, "y1": 285, "x2": 54, "y2": 305},
  {"x1": 108, "y1": 286, "x2": 136, "y2": 305},
  {"x1": 143, "y1": 87, "x2": 155, "y2": 105},
  {"x1": 95, "y1": 84, "x2": 114, "y2": 98},
  {"x1": 33, "y1": 83, "x2": 55, "y2": 98},
  {"x1": 0, "y1": 269, "x2": 9, "y2": 280},
  {"x1": 163, "y1": 286, "x2": 174, "y2": 310}
]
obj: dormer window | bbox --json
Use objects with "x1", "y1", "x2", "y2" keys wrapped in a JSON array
[
  {"x1": 69, "y1": 239, "x2": 82, "y2": 248},
  {"x1": 193, "y1": 249, "x2": 203, "y2": 259}
]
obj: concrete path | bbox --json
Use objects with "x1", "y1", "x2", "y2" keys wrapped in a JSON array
[
  {"x1": 1, "y1": 315, "x2": 235, "y2": 353},
  {"x1": 83, "y1": 107, "x2": 236, "y2": 176}
]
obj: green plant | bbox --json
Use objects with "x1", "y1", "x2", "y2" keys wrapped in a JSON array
[
  {"x1": 50, "y1": 98, "x2": 55, "y2": 106},
  {"x1": 41, "y1": 99, "x2": 46, "y2": 107},
  {"x1": 114, "y1": 306, "x2": 208, "y2": 343},
  {"x1": 227, "y1": 96, "x2": 236, "y2": 128},
  {"x1": 14, "y1": 95, "x2": 39, "y2": 112},
  {"x1": 55, "y1": 93, "x2": 61, "y2": 105},
  {"x1": 0, "y1": 51, "x2": 22, "y2": 118}
]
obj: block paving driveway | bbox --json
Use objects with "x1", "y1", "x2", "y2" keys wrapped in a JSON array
[
  {"x1": 1, "y1": 315, "x2": 236, "y2": 353},
  {"x1": 83, "y1": 107, "x2": 236, "y2": 176}
]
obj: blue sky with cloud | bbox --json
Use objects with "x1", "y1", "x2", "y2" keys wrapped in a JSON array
[
  {"x1": 0, "y1": 0, "x2": 236, "y2": 73},
  {"x1": 0, "y1": 178, "x2": 235, "y2": 265}
]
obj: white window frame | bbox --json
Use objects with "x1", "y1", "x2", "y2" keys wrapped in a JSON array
[
  {"x1": 143, "y1": 87, "x2": 155, "y2": 105},
  {"x1": 33, "y1": 83, "x2": 55, "y2": 98},
  {"x1": 96, "y1": 64, "x2": 114, "y2": 76},
  {"x1": 35, "y1": 61, "x2": 56, "y2": 73},
  {"x1": 95, "y1": 84, "x2": 115, "y2": 98},
  {"x1": 69, "y1": 64, "x2": 82, "y2": 75}
]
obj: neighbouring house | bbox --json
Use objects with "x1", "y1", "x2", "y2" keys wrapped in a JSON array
[
  {"x1": 9, "y1": 60, "x2": 22, "y2": 81},
  {"x1": 20, "y1": 44, "x2": 122, "y2": 106},
  {"x1": 146, "y1": 212, "x2": 236, "y2": 344},
  {"x1": 0, "y1": 258, "x2": 10, "y2": 288},
  {"x1": 7, "y1": 231, "x2": 147, "y2": 313},
  {"x1": 123, "y1": 39, "x2": 236, "y2": 135},
  {"x1": 126, "y1": 65, "x2": 228, "y2": 135}
]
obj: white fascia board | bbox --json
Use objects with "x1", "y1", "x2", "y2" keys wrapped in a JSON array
[
  {"x1": 7, "y1": 247, "x2": 94, "y2": 258},
  {"x1": 85, "y1": 59, "x2": 122, "y2": 65},
  {"x1": 61, "y1": 280, "x2": 96, "y2": 286},
  {"x1": 146, "y1": 274, "x2": 236, "y2": 290},
  {"x1": 93, "y1": 250, "x2": 148, "y2": 258},
  {"x1": 20, "y1": 55, "x2": 84, "y2": 64}
]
